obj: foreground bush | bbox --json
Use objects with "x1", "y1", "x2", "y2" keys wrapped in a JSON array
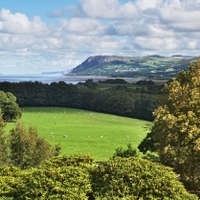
[
  {"x1": 0, "y1": 155, "x2": 94, "y2": 199},
  {"x1": 41, "y1": 153, "x2": 95, "y2": 168},
  {"x1": 0, "y1": 155, "x2": 197, "y2": 199},
  {"x1": 17, "y1": 166, "x2": 92, "y2": 200},
  {"x1": 0, "y1": 166, "x2": 22, "y2": 199},
  {"x1": 91, "y1": 157, "x2": 198, "y2": 199}
]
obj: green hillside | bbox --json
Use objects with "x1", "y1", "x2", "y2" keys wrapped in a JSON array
[{"x1": 69, "y1": 55, "x2": 200, "y2": 77}]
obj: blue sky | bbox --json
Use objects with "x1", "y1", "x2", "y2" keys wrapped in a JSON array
[{"x1": 0, "y1": 0, "x2": 200, "y2": 74}]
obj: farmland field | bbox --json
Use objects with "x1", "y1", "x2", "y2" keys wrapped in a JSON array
[{"x1": 6, "y1": 107, "x2": 149, "y2": 161}]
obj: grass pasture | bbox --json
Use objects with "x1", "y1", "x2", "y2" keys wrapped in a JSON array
[{"x1": 7, "y1": 107, "x2": 149, "y2": 161}]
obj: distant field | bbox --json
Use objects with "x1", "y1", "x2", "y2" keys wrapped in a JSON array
[{"x1": 6, "y1": 107, "x2": 150, "y2": 161}]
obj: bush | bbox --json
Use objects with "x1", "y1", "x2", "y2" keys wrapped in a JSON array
[
  {"x1": 0, "y1": 155, "x2": 197, "y2": 199},
  {"x1": 41, "y1": 153, "x2": 95, "y2": 168},
  {"x1": 112, "y1": 143, "x2": 138, "y2": 158},
  {"x1": 17, "y1": 166, "x2": 92, "y2": 200},
  {"x1": 0, "y1": 166, "x2": 21, "y2": 199},
  {"x1": 0, "y1": 155, "x2": 94, "y2": 200},
  {"x1": 91, "y1": 157, "x2": 198, "y2": 199}
]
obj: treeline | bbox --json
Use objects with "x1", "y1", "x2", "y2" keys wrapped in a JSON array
[{"x1": 0, "y1": 80, "x2": 160, "y2": 121}]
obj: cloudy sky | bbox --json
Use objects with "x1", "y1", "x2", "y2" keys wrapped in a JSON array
[{"x1": 0, "y1": 0, "x2": 200, "y2": 74}]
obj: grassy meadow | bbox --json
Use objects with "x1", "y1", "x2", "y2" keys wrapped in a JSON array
[{"x1": 6, "y1": 107, "x2": 150, "y2": 161}]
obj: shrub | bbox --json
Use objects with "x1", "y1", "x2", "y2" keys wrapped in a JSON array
[
  {"x1": 91, "y1": 157, "x2": 198, "y2": 199},
  {"x1": 0, "y1": 155, "x2": 94, "y2": 200},
  {"x1": 16, "y1": 166, "x2": 92, "y2": 200},
  {"x1": 112, "y1": 143, "x2": 138, "y2": 158}
]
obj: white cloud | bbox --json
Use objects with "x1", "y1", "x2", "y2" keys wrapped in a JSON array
[
  {"x1": 80, "y1": 0, "x2": 120, "y2": 19},
  {"x1": 159, "y1": 0, "x2": 200, "y2": 31},
  {"x1": 79, "y1": 0, "x2": 138, "y2": 19},
  {"x1": 0, "y1": 8, "x2": 30, "y2": 34},
  {"x1": 0, "y1": 0, "x2": 200, "y2": 74},
  {"x1": 61, "y1": 18, "x2": 104, "y2": 35},
  {"x1": 0, "y1": 8, "x2": 49, "y2": 36},
  {"x1": 136, "y1": 0, "x2": 162, "y2": 10}
]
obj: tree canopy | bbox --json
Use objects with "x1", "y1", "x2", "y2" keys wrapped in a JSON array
[
  {"x1": 138, "y1": 60, "x2": 200, "y2": 194},
  {"x1": 0, "y1": 91, "x2": 21, "y2": 121},
  {"x1": 0, "y1": 116, "x2": 61, "y2": 169}
]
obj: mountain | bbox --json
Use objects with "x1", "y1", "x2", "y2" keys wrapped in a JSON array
[{"x1": 69, "y1": 55, "x2": 200, "y2": 77}]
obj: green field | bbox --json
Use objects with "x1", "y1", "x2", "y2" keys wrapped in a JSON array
[{"x1": 6, "y1": 107, "x2": 149, "y2": 161}]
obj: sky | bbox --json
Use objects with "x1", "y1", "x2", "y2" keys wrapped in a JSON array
[{"x1": 0, "y1": 0, "x2": 200, "y2": 74}]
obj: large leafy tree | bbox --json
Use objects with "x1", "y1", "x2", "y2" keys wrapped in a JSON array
[
  {"x1": 138, "y1": 60, "x2": 200, "y2": 193},
  {"x1": 0, "y1": 91, "x2": 21, "y2": 121}
]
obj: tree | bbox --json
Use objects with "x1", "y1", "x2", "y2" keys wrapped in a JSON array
[
  {"x1": 0, "y1": 115, "x2": 9, "y2": 165},
  {"x1": 84, "y1": 79, "x2": 98, "y2": 90},
  {"x1": 134, "y1": 94, "x2": 158, "y2": 120},
  {"x1": 9, "y1": 121, "x2": 60, "y2": 169},
  {"x1": 112, "y1": 143, "x2": 138, "y2": 158},
  {"x1": 138, "y1": 60, "x2": 200, "y2": 194},
  {"x1": 0, "y1": 91, "x2": 21, "y2": 121}
]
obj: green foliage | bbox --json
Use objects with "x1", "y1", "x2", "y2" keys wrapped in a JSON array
[
  {"x1": 99, "y1": 78, "x2": 127, "y2": 84},
  {"x1": 112, "y1": 143, "x2": 138, "y2": 158},
  {"x1": 134, "y1": 94, "x2": 157, "y2": 120},
  {"x1": 0, "y1": 155, "x2": 197, "y2": 199},
  {"x1": 9, "y1": 120, "x2": 61, "y2": 169},
  {"x1": 0, "y1": 156, "x2": 93, "y2": 200},
  {"x1": 0, "y1": 80, "x2": 158, "y2": 121},
  {"x1": 41, "y1": 153, "x2": 95, "y2": 168},
  {"x1": 16, "y1": 166, "x2": 92, "y2": 200},
  {"x1": 0, "y1": 165, "x2": 21, "y2": 199},
  {"x1": 91, "y1": 157, "x2": 198, "y2": 199},
  {"x1": 84, "y1": 79, "x2": 98, "y2": 89},
  {"x1": 142, "y1": 153, "x2": 161, "y2": 163},
  {"x1": 0, "y1": 115, "x2": 9, "y2": 165},
  {"x1": 139, "y1": 60, "x2": 200, "y2": 194},
  {"x1": 0, "y1": 91, "x2": 21, "y2": 122}
]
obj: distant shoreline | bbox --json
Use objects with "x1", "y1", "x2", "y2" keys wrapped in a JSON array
[{"x1": 0, "y1": 75, "x2": 143, "y2": 84}]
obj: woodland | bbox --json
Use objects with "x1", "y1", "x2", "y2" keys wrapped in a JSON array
[{"x1": 0, "y1": 78, "x2": 161, "y2": 121}]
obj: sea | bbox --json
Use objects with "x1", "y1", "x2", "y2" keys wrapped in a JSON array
[{"x1": 0, "y1": 75, "x2": 143, "y2": 85}]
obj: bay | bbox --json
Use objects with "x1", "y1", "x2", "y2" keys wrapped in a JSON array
[{"x1": 0, "y1": 75, "x2": 142, "y2": 84}]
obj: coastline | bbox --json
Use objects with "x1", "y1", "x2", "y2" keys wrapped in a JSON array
[{"x1": 0, "y1": 75, "x2": 143, "y2": 84}]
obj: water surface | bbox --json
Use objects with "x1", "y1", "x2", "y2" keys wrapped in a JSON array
[{"x1": 0, "y1": 75, "x2": 142, "y2": 84}]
